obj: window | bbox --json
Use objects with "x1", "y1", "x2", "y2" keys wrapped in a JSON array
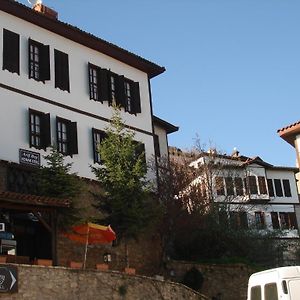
[
  {"x1": 279, "y1": 212, "x2": 297, "y2": 230},
  {"x1": 248, "y1": 176, "x2": 258, "y2": 194},
  {"x1": 258, "y1": 176, "x2": 267, "y2": 195},
  {"x1": 255, "y1": 212, "x2": 265, "y2": 229},
  {"x1": 29, "y1": 109, "x2": 51, "y2": 150},
  {"x1": 54, "y1": 49, "x2": 70, "y2": 92},
  {"x1": 3, "y1": 29, "x2": 20, "y2": 74},
  {"x1": 234, "y1": 177, "x2": 244, "y2": 196},
  {"x1": 56, "y1": 117, "x2": 78, "y2": 156},
  {"x1": 230, "y1": 211, "x2": 248, "y2": 229},
  {"x1": 267, "y1": 179, "x2": 274, "y2": 197},
  {"x1": 124, "y1": 80, "x2": 141, "y2": 114},
  {"x1": 271, "y1": 212, "x2": 280, "y2": 229},
  {"x1": 250, "y1": 286, "x2": 261, "y2": 300},
  {"x1": 154, "y1": 135, "x2": 161, "y2": 157},
  {"x1": 92, "y1": 128, "x2": 106, "y2": 163},
  {"x1": 264, "y1": 283, "x2": 278, "y2": 300},
  {"x1": 88, "y1": 63, "x2": 110, "y2": 102},
  {"x1": 28, "y1": 39, "x2": 50, "y2": 81},
  {"x1": 225, "y1": 177, "x2": 234, "y2": 195},
  {"x1": 215, "y1": 177, "x2": 225, "y2": 195},
  {"x1": 274, "y1": 179, "x2": 283, "y2": 197},
  {"x1": 282, "y1": 179, "x2": 292, "y2": 197}
]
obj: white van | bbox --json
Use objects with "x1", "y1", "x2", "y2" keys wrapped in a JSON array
[{"x1": 247, "y1": 266, "x2": 300, "y2": 300}]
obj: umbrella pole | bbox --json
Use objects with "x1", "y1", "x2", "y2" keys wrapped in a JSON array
[{"x1": 83, "y1": 225, "x2": 90, "y2": 269}]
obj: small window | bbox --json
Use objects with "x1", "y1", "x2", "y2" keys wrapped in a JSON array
[
  {"x1": 154, "y1": 135, "x2": 161, "y2": 158},
  {"x1": 54, "y1": 49, "x2": 70, "y2": 92},
  {"x1": 274, "y1": 179, "x2": 283, "y2": 197},
  {"x1": 3, "y1": 29, "x2": 20, "y2": 74},
  {"x1": 255, "y1": 212, "x2": 265, "y2": 229},
  {"x1": 267, "y1": 179, "x2": 275, "y2": 197},
  {"x1": 56, "y1": 117, "x2": 78, "y2": 156},
  {"x1": 234, "y1": 177, "x2": 244, "y2": 196},
  {"x1": 248, "y1": 176, "x2": 258, "y2": 194},
  {"x1": 282, "y1": 179, "x2": 292, "y2": 197},
  {"x1": 271, "y1": 212, "x2": 280, "y2": 229},
  {"x1": 225, "y1": 177, "x2": 234, "y2": 195},
  {"x1": 264, "y1": 283, "x2": 278, "y2": 300},
  {"x1": 92, "y1": 128, "x2": 106, "y2": 164},
  {"x1": 250, "y1": 285, "x2": 262, "y2": 300},
  {"x1": 29, "y1": 109, "x2": 51, "y2": 150},
  {"x1": 28, "y1": 39, "x2": 50, "y2": 81},
  {"x1": 215, "y1": 177, "x2": 225, "y2": 195},
  {"x1": 258, "y1": 176, "x2": 267, "y2": 195},
  {"x1": 89, "y1": 64, "x2": 99, "y2": 101}
]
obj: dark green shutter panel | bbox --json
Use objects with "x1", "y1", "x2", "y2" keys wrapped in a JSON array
[
  {"x1": 40, "y1": 113, "x2": 51, "y2": 149},
  {"x1": 99, "y1": 69, "x2": 109, "y2": 102},
  {"x1": 3, "y1": 29, "x2": 20, "y2": 74},
  {"x1": 55, "y1": 50, "x2": 70, "y2": 92},
  {"x1": 154, "y1": 135, "x2": 160, "y2": 157},
  {"x1": 132, "y1": 82, "x2": 141, "y2": 114},
  {"x1": 116, "y1": 75, "x2": 125, "y2": 107},
  {"x1": 92, "y1": 128, "x2": 97, "y2": 163},
  {"x1": 271, "y1": 212, "x2": 279, "y2": 229},
  {"x1": 40, "y1": 45, "x2": 50, "y2": 81},
  {"x1": 67, "y1": 121, "x2": 78, "y2": 155}
]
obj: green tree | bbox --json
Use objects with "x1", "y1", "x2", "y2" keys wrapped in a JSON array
[
  {"x1": 92, "y1": 106, "x2": 156, "y2": 266},
  {"x1": 35, "y1": 146, "x2": 83, "y2": 230}
]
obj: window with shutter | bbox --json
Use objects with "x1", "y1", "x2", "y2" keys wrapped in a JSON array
[
  {"x1": 28, "y1": 39, "x2": 50, "y2": 81},
  {"x1": 92, "y1": 128, "x2": 107, "y2": 163},
  {"x1": 29, "y1": 109, "x2": 51, "y2": 150},
  {"x1": 274, "y1": 179, "x2": 283, "y2": 197},
  {"x1": 248, "y1": 176, "x2": 258, "y2": 194},
  {"x1": 154, "y1": 135, "x2": 160, "y2": 157},
  {"x1": 234, "y1": 177, "x2": 244, "y2": 196},
  {"x1": 56, "y1": 117, "x2": 78, "y2": 156},
  {"x1": 282, "y1": 179, "x2": 292, "y2": 197},
  {"x1": 267, "y1": 179, "x2": 274, "y2": 197},
  {"x1": 255, "y1": 211, "x2": 265, "y2": 229},
  {"x1": 215, "y1": 176, "x2": 225, "y2": 195},
  {"x1": 3, "y1": 29, "x2": 20, "y2": 74},
  {"x1": 271, "y1": 212, "x2": 280, "y2": 229},
  {"x1": 258, "y1": 176, "x2": 267, "y2": 195},
  {"x1": 54, "y1": 49, "x2": 70, "y2": 92},
  {"x1": 225, "y1": 177, "x2": 234, "y2": 195}
]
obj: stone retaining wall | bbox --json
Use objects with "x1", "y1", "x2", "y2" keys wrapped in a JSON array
[{"x1": 0, "y1": 264, "x2": 208, "y2": 300}]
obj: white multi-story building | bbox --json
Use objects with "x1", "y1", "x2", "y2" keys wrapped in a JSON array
[
  {"x1": 0, "y1": 0, "x2": 177, "y2": 181},
  {"x1": 189, "y1": 151, "x2": 300, "y2": 238}
]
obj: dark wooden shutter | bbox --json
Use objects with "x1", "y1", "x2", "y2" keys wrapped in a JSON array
[
  {"x1": 116, "y1": 75, "x2": 125, "y2": 107},
  {"x1": 55, "y1": 49, "x2": 70, "y2": 92},
  {"x1": 92, "y1": 128, "x2": 97, "y2": 163},
  {"x1": 240, "y1": 212, "x2": 248, "y2": 229},
  {"x1": 267, "y1": 179, "x2": 274, "y2": 197},
  {"x1": 67, "y1": 121, "x2": 78, "y2": 155},
  {"x1": 274, "y1": 179, "x2": 283, "y2": 197},
  {"x1": 40, "y1": 113, "x2": 51, "y2": 149},
  {"x1": 154, "y1": 134, "x2": 160, "y2": 157},
  {"x1": 282, "y1": 179, "x2": 292, "y2": 197},
  {"x1": 99, "y1": 69, "x2": 110, "y2": 102},
  {"x1": 40, "y1": 45, "x2": 50, "y2": 81},
  {"x1": 132, "y1": 82, "x2": 141, "y2": 114},
  {"x1": 271, "y1": 212, "x2": 280, "y2": 229},
  {"x1": 289, "y1": 213, "x2": 297, "y2": 229},
  {"x1": 3, "y1": 29, "x2": 20, "y2": 74}
]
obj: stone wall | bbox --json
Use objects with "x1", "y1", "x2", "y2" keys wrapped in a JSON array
[
  {"x1": 0, "y1": 264, "x2": 208, "y2": 300},
  {"x1": 166, "y1": 261, "x2": 255, "y2": 300}
]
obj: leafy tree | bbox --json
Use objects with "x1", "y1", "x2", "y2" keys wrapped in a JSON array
[
  {"x1": 92, "y1": 106, "x2": 157, "y2": 266},
  {"x1": 35, "y1": 146, "x2": 83, "y2": 230}
]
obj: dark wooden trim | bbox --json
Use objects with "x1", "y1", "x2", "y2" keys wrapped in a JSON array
[{"x1": 0, "y1": 82, "x2": 153, "y2": 137}]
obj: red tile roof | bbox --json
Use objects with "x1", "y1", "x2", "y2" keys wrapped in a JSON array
[
  {"x1": 0, "y1": 191, "x2": 70, "y2": 208},
  {"x1": 277, "y1": 121, "x2": 300, "y2": 147}
]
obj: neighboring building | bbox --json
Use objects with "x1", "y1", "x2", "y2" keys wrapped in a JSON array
[
  {"x1": 189, "y1": 151, "x2": 300, "y2": 239},
  {"x1": 0, "y1": 0, "x2": 177, "y2": 267}
]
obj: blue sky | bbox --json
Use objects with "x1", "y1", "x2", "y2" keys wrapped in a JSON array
[{"x1": 20, "y1": 0, "x2": 300, "y2": 167}]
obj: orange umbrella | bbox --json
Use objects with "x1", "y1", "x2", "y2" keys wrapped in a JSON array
[{"x1": 65, "y1": 223, "x2": 116, "y2": 268}]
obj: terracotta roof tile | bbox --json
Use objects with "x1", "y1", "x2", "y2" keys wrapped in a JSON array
[
  {"x1": 277, "y1": 120, "x2": 300, "y2": 134},
  {"x1": 0, "y1": 191, "x2": 70, "y2": 208}
]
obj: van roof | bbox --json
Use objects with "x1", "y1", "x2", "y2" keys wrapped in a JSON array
[{"x1": 249, "y1": 266, "x2": 300, "y2": 282}]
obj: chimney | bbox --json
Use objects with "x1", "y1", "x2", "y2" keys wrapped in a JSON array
[
  {"x1": 33, "y1": 2, "x2": 58, "y2": 20},
  {"x1": 231, "y1": 147, "x2": 240, "y2": 158}
]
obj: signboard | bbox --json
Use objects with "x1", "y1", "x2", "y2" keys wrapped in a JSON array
[
  {"x1": 0, "y1": 265, "x2": 18, "y2": 293},
  {"x1": 19, "y1": 149, "x2": 40, "y2": 167}
]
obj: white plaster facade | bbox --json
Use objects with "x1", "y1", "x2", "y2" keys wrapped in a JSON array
[{"x1": 0, "y1": 1, "x2": 175, "y2": 180}]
